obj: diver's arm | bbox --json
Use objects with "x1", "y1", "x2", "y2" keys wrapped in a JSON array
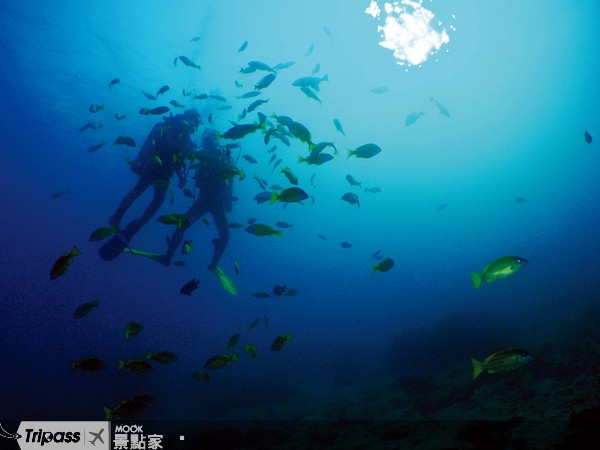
[{"x1": 157, "y1": 125, "x2": 195, "y2": 154}]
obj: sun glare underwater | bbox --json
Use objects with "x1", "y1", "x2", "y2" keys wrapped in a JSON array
[{"x1": 1, "y1": 0, "x2": 600, "y2": 447}]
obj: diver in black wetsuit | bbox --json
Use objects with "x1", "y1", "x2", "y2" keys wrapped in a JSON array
[
  {"x1": 98, "y1": 110, "x2": 200, "y2": 261},
  {"x1": 156, "y1": 128, "x2": 235, "y2": 271}
]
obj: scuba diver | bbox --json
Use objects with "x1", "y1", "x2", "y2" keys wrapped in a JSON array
[
  {"x1": 98, "y1": 109, "x2": 201, "y2": 261},
  {"x1": 156, "y1": 128, "x2": 237, "y2": 271}
]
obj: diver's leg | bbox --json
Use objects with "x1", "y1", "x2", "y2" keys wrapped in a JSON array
[
  {"x1": 160, "y1": 199, "x2": 208, "y2": 266},
  {"x1": 121, "y1": 181, "x2": 168, "y2": 243},
  {"x1": 109, "y1": 176, "x2": 150, "y2": 227},
  {"x1": 208, "y1": 205, "x2": 230, "y2": 271}
]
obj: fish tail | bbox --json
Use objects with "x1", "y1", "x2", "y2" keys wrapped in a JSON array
[
  {"x1": 276, "y1": 230, "x2": 283, "y2": 237},
  {"x1": 92, "y1": 299, "x2": 99, "y2": 307},
  {"x1": 347, "y1": 149, "x2": 354, "y2": 159},
  {"x1": 372, "y1": 265, "x2": 378, "y2": 272},
  {"x1": 103, "y1": 407, "x2": 113, "y2": 421},
  {"x1": 322, "y1": 74, "x2": 329, "y2": 82},
  {"x1": 118, "y1": 360, "x2": 125, "y2": 370},
  {"x1": 297, "y1": 155, "x2": 307, "y2": 164},
  {"x1": 471, "y1": 357, "x2": 484, "y2": 380},
  {"x1": 232, "y1": 354, "x2": 239, "y2": 361},
  {"x1": 145, "y1": 352, "x2": 153, "y2": 359},
  {"x1": 269, "y1": 191, "x2": 279, "y2": 205},
  {"x1": 72, "y1": 246, "x2": 81, "y2": 256},
  {"x1": 70, "y1": 361, "x2": 78, "y2": 371},
  {"x1": 258, "y1": 115, "x2": 267, "y2": 128},
  {"x1": 469, "y1": 272, "x2": 482, "y2": 290}
]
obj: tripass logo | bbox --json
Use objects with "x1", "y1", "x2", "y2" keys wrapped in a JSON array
[
  {"x1": 23, "y1": 428, "x2": 80, "y2": 446},
  {"x1": 14, "y1": 422, "x2": 109, "y2": 449},
  {"x1": 0, "y1": 422, "x2": 21, "y2": 439}
]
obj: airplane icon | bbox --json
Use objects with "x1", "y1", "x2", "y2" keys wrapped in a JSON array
[{"x1": 89, "y1": 428, "x2": 104, "y2": 446}]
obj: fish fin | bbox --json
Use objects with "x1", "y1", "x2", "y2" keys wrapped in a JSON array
[
  {"x1": 469, "y1": 272, "x2": 482, "y2": 290},
  {"x1": 471, "y1": 357, "x2": 483, "y2": 380},
  {"x1": 123, "y1": 247, "x2": 164, "y2": 262},
  {"x1": 103, "y1": 407, "x2": 113, "y2": 421}
]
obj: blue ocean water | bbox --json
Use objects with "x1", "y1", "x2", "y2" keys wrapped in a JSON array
[{"x1": 1, "y1": 0, "x2": 600, "y2": 439}]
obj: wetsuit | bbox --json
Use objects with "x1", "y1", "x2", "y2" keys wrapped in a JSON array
[
  {"x1": 101, "y1": 116, "x2": 194, "y2": 259},
  {"x1": 162, "y1": 148, "x2": 235, "y2": 271}
]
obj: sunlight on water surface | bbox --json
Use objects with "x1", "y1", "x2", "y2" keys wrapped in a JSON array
[{"x1": 366, "y1": 0, "x2": 454, "y2": 68}]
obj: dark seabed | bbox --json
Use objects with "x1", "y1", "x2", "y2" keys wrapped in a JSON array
[{"x1": 1, "y1": 0, "x2": 600, "y2": 448}]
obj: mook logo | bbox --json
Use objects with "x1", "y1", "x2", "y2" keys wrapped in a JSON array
[{"x1": 15, "y1": 422, "x2": 109, "y2": 449}]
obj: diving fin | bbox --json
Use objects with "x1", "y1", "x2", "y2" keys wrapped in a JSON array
[
  {"x1": 123, "y1": 248, "x2": 170, "y2": 266},
  {"x1": 123, "y1": 248, "x2": 161, "y2": 259},
  {"x1": 98, "y1": 233, "x2": 129, "y2": 261}
]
